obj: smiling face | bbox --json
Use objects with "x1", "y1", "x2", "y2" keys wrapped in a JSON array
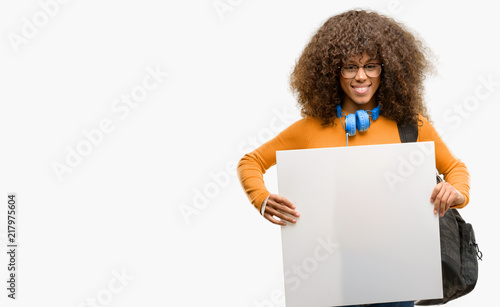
[{"x1": 339, "y1": 51, "x2": 381, "y2": 113}]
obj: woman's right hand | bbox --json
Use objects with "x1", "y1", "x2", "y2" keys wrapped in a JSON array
[{"x1": 263, "y1": 194, "x2": 300, "y2": 226}]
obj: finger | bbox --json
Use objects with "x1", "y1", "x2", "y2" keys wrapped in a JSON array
[
  {"x1": 263, "y1": 212, "x2": 286, "y2": 226},
  {"x1": 267, "y1": 198, "x2": 300, "y2": 217},
  {"x1": 267, "y1": 207, "x2": 298, "y2": 224},
  {"x1": 440, "y1": 189, "x2": 452, "y2": 216},
  {"x1": 430, "y1": 182, "x2": 443, "y2": 203},
  {"x1": 266, "y1": 206, "x2": 297, "y2": 224},
  {"x1": 270, "y1": 194, "x2": 295, "y2": 209},
  {"x1": 264, "y1": 206, "x2": 290, "y2": 225},
  {"x1": 433, "y1": 184, "x2": 447, "y2": 214}
]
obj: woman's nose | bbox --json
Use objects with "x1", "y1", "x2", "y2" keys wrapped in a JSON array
[{"x1": 355, "y1": 67, "x2": 368, "y2": 80}]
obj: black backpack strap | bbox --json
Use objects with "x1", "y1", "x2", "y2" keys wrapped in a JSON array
[{"x1": 397, "y1": 122, "x2": 418, "y2": 143}]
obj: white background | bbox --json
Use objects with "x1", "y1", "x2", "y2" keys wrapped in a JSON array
[{"x1": 0, "y1": 0, "x2": 498, "y2": 306}]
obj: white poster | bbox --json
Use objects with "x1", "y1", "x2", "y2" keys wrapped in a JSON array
[{"x1": 277, "y1": 142, "x2": 443, "y2": 307}]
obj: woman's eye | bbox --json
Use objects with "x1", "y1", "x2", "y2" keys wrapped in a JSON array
[
  {"x1": 365, "y1": 64, "x2": 377, "y2": 70},
  {"x1": 345, "y1": 65, "x2": 357, "y2": 71}
]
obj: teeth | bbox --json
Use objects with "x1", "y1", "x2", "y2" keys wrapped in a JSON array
[{"x1": 353, "y1": 86, "x2": 369, "y2": 93}]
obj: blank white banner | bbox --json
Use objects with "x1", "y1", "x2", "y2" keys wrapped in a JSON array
[{"x1": 277, "y1": 142, "x2": 442, "y2": 307}]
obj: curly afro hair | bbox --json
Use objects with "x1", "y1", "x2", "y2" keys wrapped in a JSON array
[{"x1": 289, "y1": 9, "x2": 435, "y2": 127}]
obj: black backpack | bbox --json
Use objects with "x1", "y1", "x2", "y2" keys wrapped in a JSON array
[{"x1": 397, "y1": 122, "x2": 482, "y2": 305}]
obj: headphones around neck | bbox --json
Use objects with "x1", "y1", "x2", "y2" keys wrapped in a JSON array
[{"x1": 336, "y1": 104, "x2": 381, "y2": 137}]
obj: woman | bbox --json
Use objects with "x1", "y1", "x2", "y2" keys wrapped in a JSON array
[{"x1": 236, "y1": 9, "x2": 470, "y2": 307}]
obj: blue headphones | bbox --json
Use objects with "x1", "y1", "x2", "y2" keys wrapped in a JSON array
[{"x1": 336, "y1": 104, "x2": 381, "y2": 137}]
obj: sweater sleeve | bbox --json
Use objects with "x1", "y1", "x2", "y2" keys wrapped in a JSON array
[
  {"x1": 418, "y1": 115, "x2": 471, "y2": 208},
  {"x1": 236, "y1": 117, "x2": 310, "y2": 213}
]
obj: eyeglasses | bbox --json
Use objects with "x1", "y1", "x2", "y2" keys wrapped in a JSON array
[{"x1": 339, "y1": 63, "x2": 383, "y2": 78}]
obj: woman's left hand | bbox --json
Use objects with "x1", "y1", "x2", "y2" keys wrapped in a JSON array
[{"x1": 430, "y1": 181, "x2": 465, "y2": 216}]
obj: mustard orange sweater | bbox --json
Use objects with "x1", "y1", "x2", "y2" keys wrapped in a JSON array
[{"x1": 237, "y1": 113, "x2": 470, "y2": 213}]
